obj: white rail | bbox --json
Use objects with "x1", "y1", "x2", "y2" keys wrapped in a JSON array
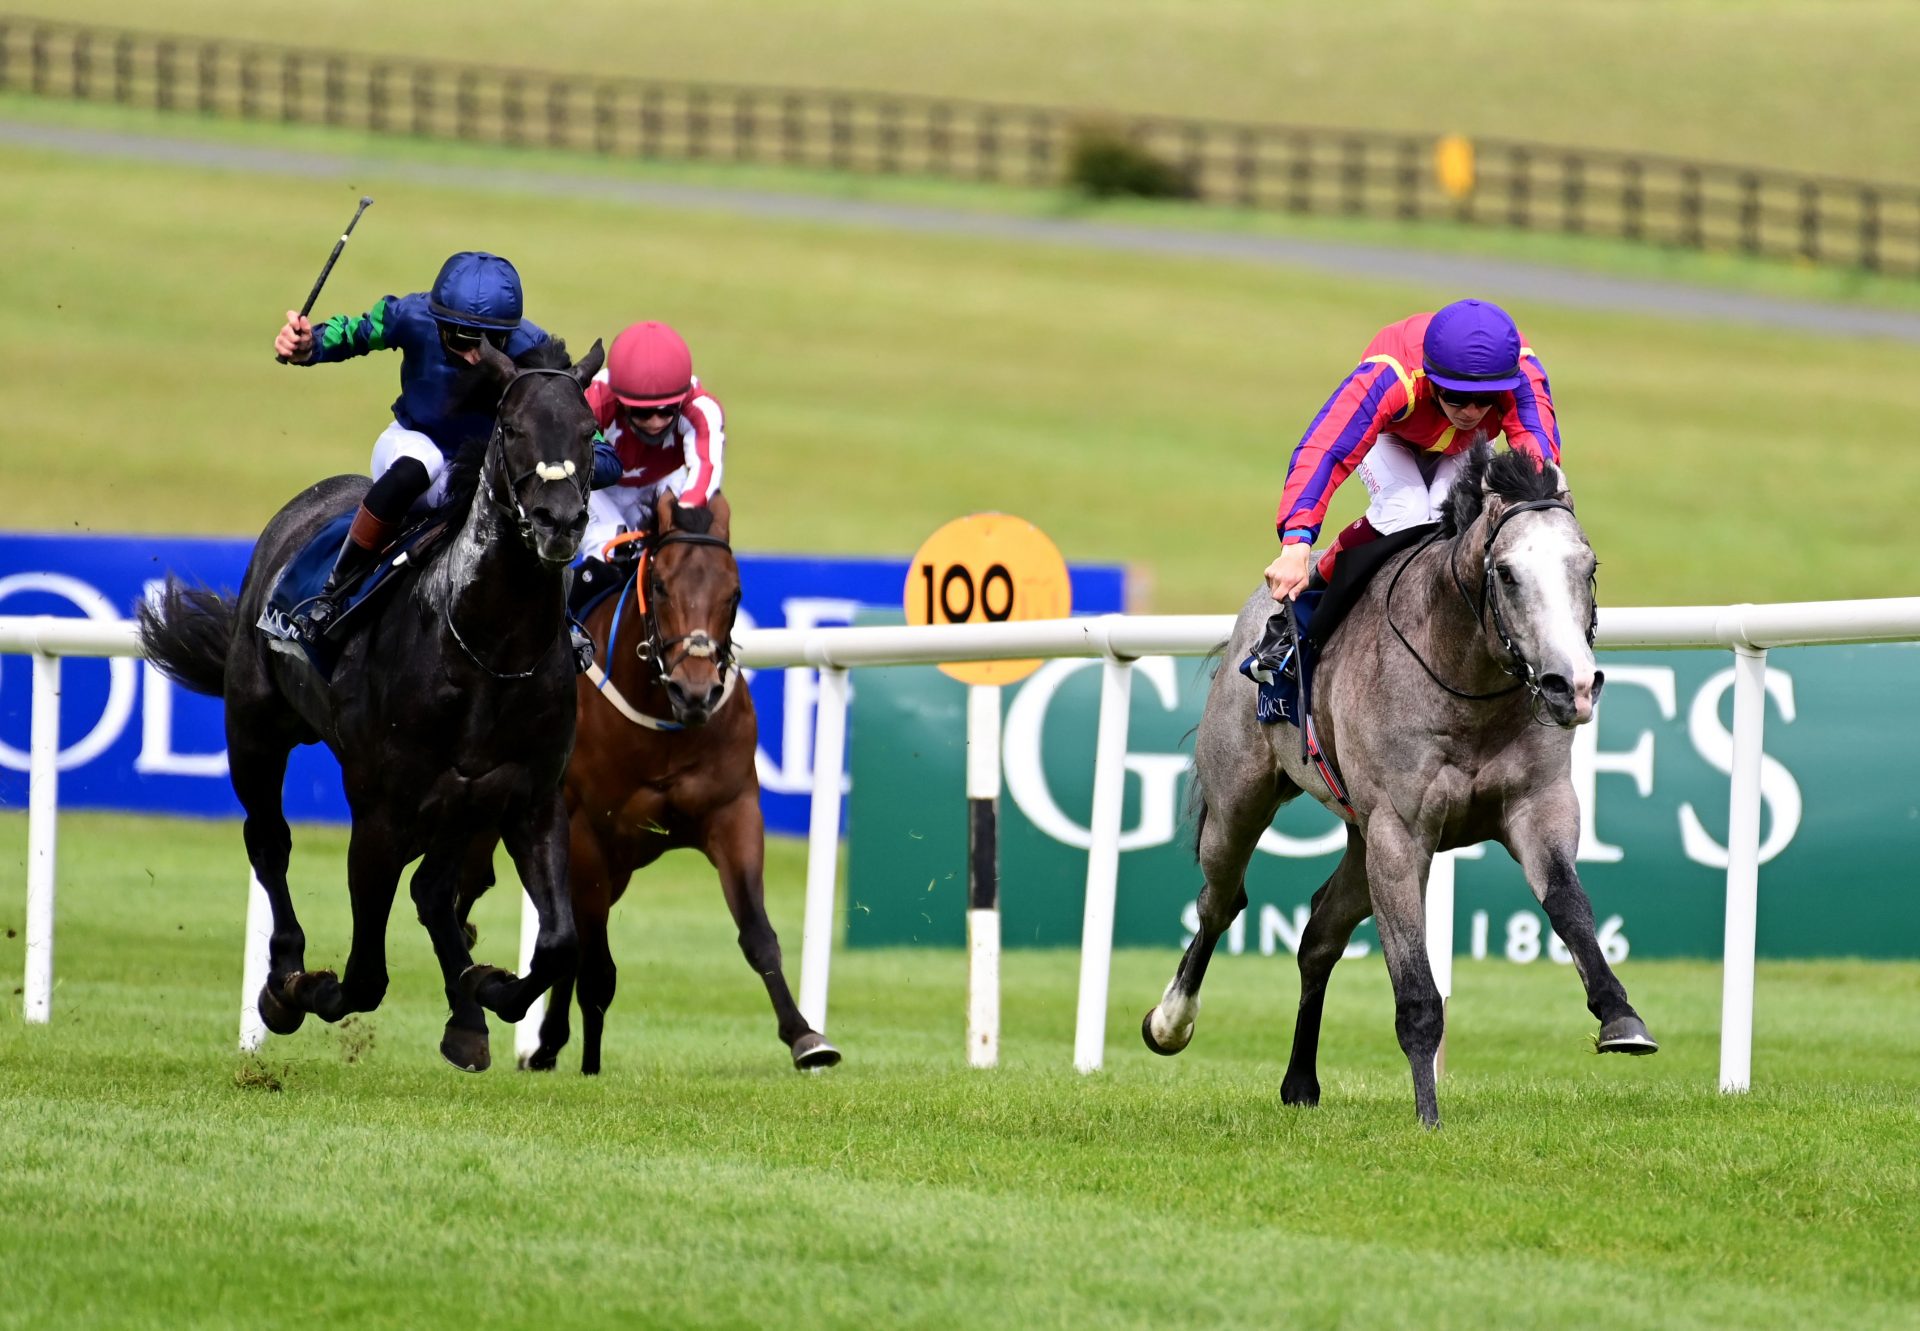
[{"x1": 8, "y1": 596, "x2": 1920, "y2": 1090}]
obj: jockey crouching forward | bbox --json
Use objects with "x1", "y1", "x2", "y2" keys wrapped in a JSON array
[
  {"x1": 570, "y1": 320, "x2": 725, "y2": 613},
  {"x1": 272, "y1": 250, "x2": 620, "y2": 641},
  {"x1": 1251, "y1": 298, "x2": 1561, "y2": 672}
]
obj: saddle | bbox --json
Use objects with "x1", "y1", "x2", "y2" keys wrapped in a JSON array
[
  {"x1": 1238, "y1": 522, "x2": 1443, "y2": 812},
  {"x1": 257, "y1": 511, "x2": 450, "y2": 678}
]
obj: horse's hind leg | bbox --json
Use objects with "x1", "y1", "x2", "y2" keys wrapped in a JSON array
[
  {"x1": 1281, "y1": 826, "x2": 1372, "y2": 1108},
  {"x1": 706, "y1": 799, "x2": 839, "y2": 1071},
  {"x1": 230, "y1": 715, "x2": 308, "y2": 1036},
  {"x1": 417, "y1": 834, "x2": 496, "y2": 1072},
  {"x1": 1142, "y1": 771, "x2": 1288, "y2": 1057},
  {"x1": 1506, "y1": 797, "x2": 1656, "y2": 1055}
]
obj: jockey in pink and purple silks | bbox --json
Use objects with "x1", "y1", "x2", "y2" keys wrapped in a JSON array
[{"x1": 1264, "y1": 299, "x2": 1560, "y2": 604}]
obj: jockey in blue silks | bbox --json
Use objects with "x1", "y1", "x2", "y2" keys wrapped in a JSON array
[{"x1": 273, "y1": 251, "x2": 619, "y2": 639}]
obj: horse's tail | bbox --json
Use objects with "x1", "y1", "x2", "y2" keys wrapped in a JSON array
[
  {"x1": 135, "y1": 579, "x2": 236, "y2": 698},
  {"x1": 1183, "y1": 637, "x2": 1231, "y2": 863}
]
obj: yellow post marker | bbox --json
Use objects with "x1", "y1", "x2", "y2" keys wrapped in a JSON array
[
  {"x1": 1435, "y1": 133, "x2": 1476, "y2": 202},
  {"x1": 904, "y1": 513, "x2": 1070, "y2": 1067},
  {"x1": 903, "y1": 512, "x2": 1071, "y2": 687}
]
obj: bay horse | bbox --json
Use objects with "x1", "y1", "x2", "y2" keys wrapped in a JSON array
[
  {"x1": 137, "y1": 337, "x2": 604, "y2": 1072},
  {"x1": 459, "y1": 492, "x2": 840, "y2": 1073},
  {"x1": 1143, "y1": 445, "x2": 1656, "y2": 1126}
]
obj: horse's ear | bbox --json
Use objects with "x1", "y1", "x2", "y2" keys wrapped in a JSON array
[
  {"x1": 656, "y1": 490, "x2": 679, "y2": 533},
  {"x1": 571, "y1": 338, "x2": 606, "y2": 390},
  {"x1": 707, "y1": 492, "x2": 732, "y2": 541},
  {"x1": 1546, "y1": 461, "x2": 1574, "y2": 509},
  {"x1": 476, "y1": 337, "x2": 517, "y2": 386}
]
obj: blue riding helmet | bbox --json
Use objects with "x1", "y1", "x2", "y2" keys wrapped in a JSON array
[
  {"x1": 428, "y1": 251, "x2": 524, "y2": 331},
  {"x1": 1423, "y1": 299, "x2": 1525, "y2": 393}
]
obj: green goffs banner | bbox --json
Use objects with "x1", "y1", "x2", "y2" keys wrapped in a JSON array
[{"x1": 845, "y1": 641, "x2": 1920, "y2": 960}]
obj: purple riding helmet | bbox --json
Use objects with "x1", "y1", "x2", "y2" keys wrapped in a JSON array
[{"x1": 1422, "y1": 299, "x2": 1526, "y2": 393}]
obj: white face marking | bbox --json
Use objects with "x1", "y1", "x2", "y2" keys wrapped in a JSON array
[{"x1": 1499, "y1": 516, "x2": 1595, "y2": 679}]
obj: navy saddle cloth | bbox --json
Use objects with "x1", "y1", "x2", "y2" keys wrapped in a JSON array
[
  {"x1": 1240, "y1": 522, "x2": 1441, "y2": 728},
  {"x1": 257, "y1": 512, "x2": 446, "y2": 678}
]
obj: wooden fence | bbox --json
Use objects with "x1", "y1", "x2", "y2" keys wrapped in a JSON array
[{"x1": 4, "y1": 15, "x2": 1917, "y2": 276}]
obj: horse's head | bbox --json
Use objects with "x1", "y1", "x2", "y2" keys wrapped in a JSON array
[
  {"x1": 1458, "y1": 448, "x2": 1603, "y2": 728},
  {"x1": 475, "y1": 338, "x2": 606, "y2": 567},
  {"x1": 643, "y1": 493, "x2": 741, "y2": 726}
]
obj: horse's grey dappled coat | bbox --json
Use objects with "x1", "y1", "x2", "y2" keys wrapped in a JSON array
[{"x1": 1146, "y1": 445, "x2": 1656, "y2": 1127}]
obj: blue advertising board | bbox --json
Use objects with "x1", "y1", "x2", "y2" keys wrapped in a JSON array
[{"x1": 0, "y1": 532, "x2": 1126, "y2": 835}]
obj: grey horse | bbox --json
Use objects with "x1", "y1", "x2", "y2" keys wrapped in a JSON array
[{"x1": 1144, "y1": 445, "x2": 1656, "y2": 1127}]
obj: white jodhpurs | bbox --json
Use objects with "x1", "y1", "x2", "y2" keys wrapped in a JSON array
[
  {"x1": 581, "y1": 480, "x2": 677, "y2": 560},
  {"x1": 1355, "y1": 435, "x2": 1469, "y2": 534},
  {"x1": 369, "y1": 420, "x2": 452, "y2": 510}
]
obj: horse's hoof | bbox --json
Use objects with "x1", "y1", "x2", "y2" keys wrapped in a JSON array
[
  {"x1": 284, "y1": 969, "x2": 343, "y2": 1020},
  {"x1": 518, "y1": 1045, "x2": 559, "y2": 1072},
  {"x1": 1280, "y1": 1074, "x2": 1320, "y2": 1108},
  {"x1": 1140, "y1": 1009, "x2": 1191, "y2": 1056},
  {"x1": 791, "y1": 1031, "x2": 842, "y2": 1071},
  {"x1": 1597, "y1": 1015, "x2": 1659, "y2": 1055},
  {"x1": 439, "y1": 1026, "x2": 491, "y2": 1073},
  {"x1": 257, "y1": 981, "x2": 306, "y2": 1036}
]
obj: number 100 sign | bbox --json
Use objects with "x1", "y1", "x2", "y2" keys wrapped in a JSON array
[{"x1": 904, "y1": 513, "x2": 1071, "y2": 685}]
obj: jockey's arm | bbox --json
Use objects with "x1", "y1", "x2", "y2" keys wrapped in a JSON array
[
  {"x1": 279, "y1": 296, "x2": 398, "y2": 366},
  {"x1": 1497, "y1": 349, "x2": 1561, "y2": 465},
  {"x1": 1268, "y1": 360, "x2": 1409, "y2": 598},
  {"x1": 589, "y1": 432, "x2": 622, "y2": 490}
]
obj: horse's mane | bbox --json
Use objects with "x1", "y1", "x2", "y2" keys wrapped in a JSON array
[
  {"x1": 1440, "y1": 443, "x2": 1563, "y2": 536},
  {"x1": 668, "y1": 501, "x2": 715, "y2": 536},
  {"x1": 436, "y1": 337, "x2": 578, "y2": 521}
]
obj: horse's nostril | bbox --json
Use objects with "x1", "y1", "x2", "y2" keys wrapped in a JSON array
[
  {"x1": 1592, "y1": 670, "x2": 1606, "y2": 701},
  {"x1": 1539, "y1": 673, "x2": 1574, "y2": 700},
  {"x1": 568, "y1": 510, "x2": 588, "y2": 534}
]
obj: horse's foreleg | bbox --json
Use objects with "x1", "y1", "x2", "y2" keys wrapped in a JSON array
[
  {"x1": 416, "y1": 835, "x2": 496, "y2": 1072},
  {"x1": 706, "y1": 799, "x2": 839, "y2": 1071},
  {"x1": 461, "y1": 791, "x2": 578, "y2": 1024},
  {"x1": 1365, "y1": 817, "x2": 1446, "y2": 1128},
  {"x1": 542, "y1": 811, "x2": 607, "y2": 1075},
  {"x1": 1142, "y1": 774, "x2": 1279, "y2": 1057},
  {"x1": 1505, "y1": 796, "x2": 1657, "y2": 1055},
  {"x1": 231, "y1": 723, "x2": 307, "y2": 1036},
  {"x1": 286, "y1": 815, "x2": 402, "y2": 1023},
  {"x1": 1281, "y1": 826, "x2": 1372, "y2": 1109}
]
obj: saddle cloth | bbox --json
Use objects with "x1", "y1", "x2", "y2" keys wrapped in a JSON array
[{"x1": 257, "y1": 512, "x2": 447, "y2": 678}]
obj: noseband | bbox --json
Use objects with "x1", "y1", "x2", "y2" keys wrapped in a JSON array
[{"x1": 1387, "y1": 499, "x2": 1597, "y2": 713}]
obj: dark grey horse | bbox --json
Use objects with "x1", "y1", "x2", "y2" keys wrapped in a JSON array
[{"x1": 1143, "y1": 445, "x2": 1656, "y2": 1126}]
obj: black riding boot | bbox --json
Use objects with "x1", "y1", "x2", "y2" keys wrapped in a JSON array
[
  {"x1": 564, "y1": 564, "x2": 597, "y2": 673},
  {"x1": 293, "y1": 529, "x2": 383, "y2": 641}
]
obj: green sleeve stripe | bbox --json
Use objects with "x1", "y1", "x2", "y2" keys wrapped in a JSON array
[
  {"x1": 317, "y1": 313, "x2": 353, "y2": 353},
  {"x1": 365, "y1": 298, "x2": 388, "y2": 352}
]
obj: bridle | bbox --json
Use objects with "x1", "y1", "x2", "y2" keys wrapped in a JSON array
[
  {"x1": 478, "y1": 368, "x2": 593, "y2": 550},
  {"x1": 446, "y1": 368, "x2": 592, "y2": 680},
  {"x1": 586, "y1": 527, "x2": 741, "y2": 730},
  {"x1": 1386, "y1": 499, "x2": 1597, "y2": 715}
]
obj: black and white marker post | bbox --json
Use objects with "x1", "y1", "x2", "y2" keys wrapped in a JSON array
[{"x1": 965, "y1": 682, "x2": 1002, "y2": 1068}]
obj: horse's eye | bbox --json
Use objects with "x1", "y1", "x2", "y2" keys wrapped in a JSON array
[{"x1": 1496, "y1": 565, "x2": 1517, "y2": 587}]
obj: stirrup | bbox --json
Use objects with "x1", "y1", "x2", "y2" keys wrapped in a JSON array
[
  {"x1": 569, "y1": 622, "x2": 596, "y2": 674},
  {"x1": 291, "y1": 592, "x2": 342, "y2": 642},
  {"x1": 1246, "y1": 605, "x2": 1299, "y2": 685}
]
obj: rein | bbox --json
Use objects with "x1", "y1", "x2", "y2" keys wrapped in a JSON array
[
  {"x1": 584, "y1": 527, "x2": 741, "y2": 731},
  {"x1": 1385, "y1": 498, "x2": 1588, "y2": 710},
  {"x1": 446, "y1": 367, "x2": 592, "y2": 680}
]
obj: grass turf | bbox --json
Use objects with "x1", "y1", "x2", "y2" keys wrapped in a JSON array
[
  {"x1": 1, "y1": 811, "x2": 1916, "y2": 1329},
  {"x1": 8, "y1": 0, "x2": 1920, "y2": 182},
  {"x1": 2, "y1": 117, "x2": 1915, "y2": 612}
]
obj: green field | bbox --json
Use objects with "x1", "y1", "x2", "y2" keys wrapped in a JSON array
[
  {"x1": 11, "y1": 0, "x2": 1920, "y2": 182},
  {"x1": 2, "y1": 812, "x2": 1916, "y2": 1329},
  {"x1": 4, "y1": 117, "x2": 1917, "y2": 611}
]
